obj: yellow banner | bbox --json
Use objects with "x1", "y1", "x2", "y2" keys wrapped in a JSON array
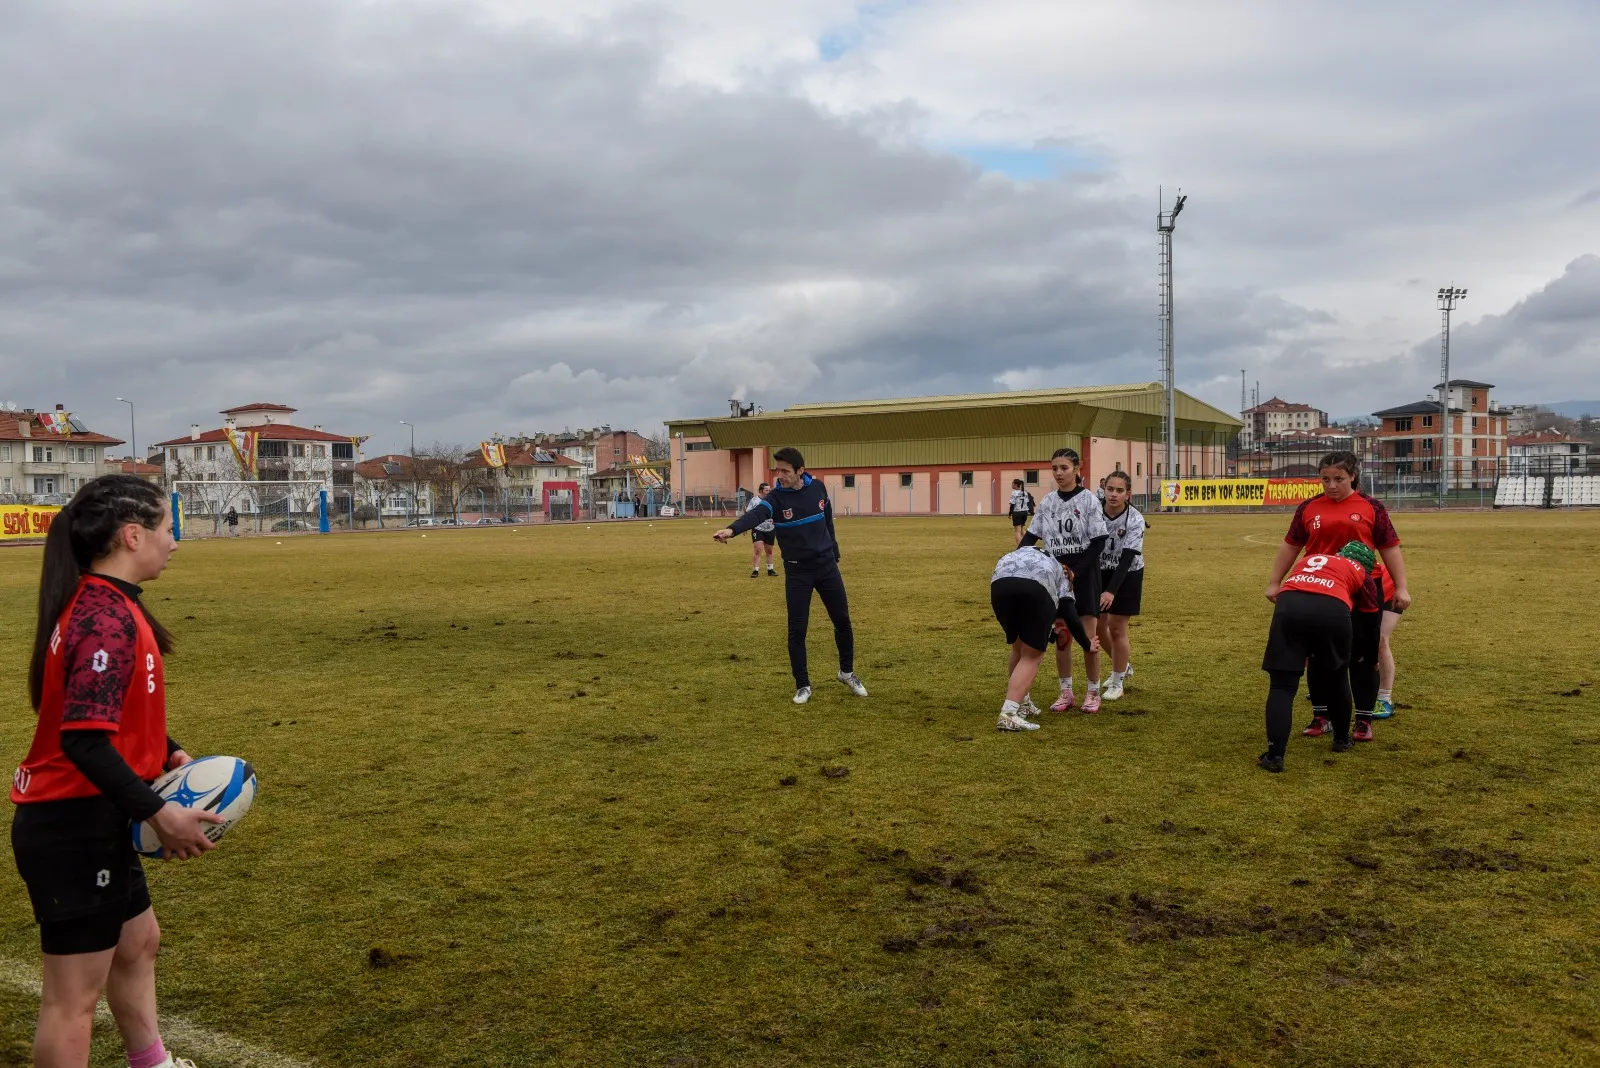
[
  {"x1": 1160, "y1": 478, "x2": 1322, "y2": 507},
  {"x1": 480, "y1": 442, "x2": 507, "y2": 468},
  {"x1": 1, "y1": 504, "x2": 62, "y2": 540}
]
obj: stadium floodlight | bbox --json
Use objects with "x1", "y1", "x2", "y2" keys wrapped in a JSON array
[
  {"x1": 1157, "y1": 190, "x2": 1187, "y2": 499},
  {"x1": 116, "y1": 397, "x2": 136, "y2": 467},
  {"x1": 1435, "y1": 286, "x2": 1467, "y2": 508}
]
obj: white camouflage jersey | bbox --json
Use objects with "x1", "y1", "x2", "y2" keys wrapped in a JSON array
[
  {"x1": 991, "y1": 546, "x2": 1072, "y2": 600},
  {"x1": 1025, "y1": 487, "x2": 1108, "y2": 560},
  {"x1": 1099, "y1": 505, "x2": 1146, "y2": 572},
  {"x1": 1007, "y1": 488, "x2": 1032, "y2": 517},
  {"x1": 744, "y1": 494, "x2": 775, "y2": 532}
]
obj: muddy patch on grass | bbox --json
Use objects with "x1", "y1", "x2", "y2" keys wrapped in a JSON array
[
  {"x1": 1427, "y1": 847, "x2": 1545, "y2": 873},
  {"x1": 1100, "y1": 890, "x2": 1401, "y2": 949}
]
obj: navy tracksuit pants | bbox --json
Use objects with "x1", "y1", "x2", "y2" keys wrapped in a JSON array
[{"x1": 784, "y1": 561, "x2": 855, "y2": 688}]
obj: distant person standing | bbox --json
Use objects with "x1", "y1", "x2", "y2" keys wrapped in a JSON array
[
  {"x1": 1096, "y1": 471, "x2": 1145, "y2": 701},
  {"x1": 1006, "y1": 479, "x2": 1035, "y2": 547},
  {"x1": 224, "y1": 506, "x2": 239, "y2": 537},
  {"x1": 745, "y1": 482, "x2": 777, "y2": 578},
  {"x1": 714, "y1": 448, "x2": 868, "y2": 705}
]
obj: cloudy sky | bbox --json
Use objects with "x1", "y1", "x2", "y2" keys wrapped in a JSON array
[{"x1": 3, "y1": 0, "x2": 1597, "y2": 454}]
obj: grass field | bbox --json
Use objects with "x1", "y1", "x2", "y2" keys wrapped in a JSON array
[{"x1": 0, "y1": 512, "x2": 1597, "y2": 1067}]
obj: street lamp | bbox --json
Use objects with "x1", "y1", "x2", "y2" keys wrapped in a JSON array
[
  {"x1": 1157, "y1": 191, "x2": 1187, "y2": 497},
  {"x1": 399, "y1": 420, "x2": 416, "y2": 522},
  {"x1": 115, "y1": 398, "x2": 136, "y2": 471},
  {"x1": 1436, "y1": 286, "x2": 1467, "y2": 508}
]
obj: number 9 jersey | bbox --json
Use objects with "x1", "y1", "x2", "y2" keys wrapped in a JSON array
[
  {"x1": 1280, "y1": 553, "x2": 1368, "y2": 610},
  {"x1": 11, "y1": 576, "x2": 168, "y2": 805}
]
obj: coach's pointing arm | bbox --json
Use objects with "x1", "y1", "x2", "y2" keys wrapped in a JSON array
[{"x1": 713, "y1": 495, "x2": 770, "y2": 542}]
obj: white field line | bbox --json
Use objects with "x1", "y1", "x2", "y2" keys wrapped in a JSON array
[
  {"x1": 1242, "y1": 532, "x2": 1280, "y2": 545},
  {"x1": 0, "y1": 958, "x2": 313, "y2": 1068}
]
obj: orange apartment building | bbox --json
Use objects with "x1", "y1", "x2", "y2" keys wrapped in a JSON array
[{"x1": 1368, "y1": 379, "x2": 1507, "y2": 491}]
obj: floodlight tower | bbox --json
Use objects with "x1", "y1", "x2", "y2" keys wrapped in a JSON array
[
  {"x1": 1436, "y1": 286, "x2": 1467, "y2": 507},
  {"x1": 1157, "y1": 191, "x2": 1186, "y2": 488}
]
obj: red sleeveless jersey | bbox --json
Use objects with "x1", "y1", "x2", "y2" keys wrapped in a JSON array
[
  {"x1": 1280, "y1": 553, "x2": 1369, "y2": 610},
  {"x1": 1285, "y1": 491, "x2": 1400, "y2": 607},
  {"x1": 11, "y1": 576, "x2": 167, "y2": 804}
]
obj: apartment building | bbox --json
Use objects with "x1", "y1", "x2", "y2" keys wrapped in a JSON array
[
  {"x1": 1370, "y1": 380, "x2": 1508, "y2": 490},
  {"x1": 1245, "y1": 397, "x2": 1330, "y2": 441},
  {"x1": 522, "y1": 427, "x2": 652, "y2": 479},
  {"x1": 0, "y1": 404, "x2": 125, "y2": 501},
  {"x1": 1508, "y1": 430, "x2": 1592, "y2": 476}
]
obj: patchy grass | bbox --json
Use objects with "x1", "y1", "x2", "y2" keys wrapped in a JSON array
[{"x1": 0, "y1": 512, "x2": 1596, "y2": 1067}]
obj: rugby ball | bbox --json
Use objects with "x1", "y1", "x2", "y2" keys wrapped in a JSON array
[{"x1": 132, "y1": 755, "x2": 257, "y2": 857}]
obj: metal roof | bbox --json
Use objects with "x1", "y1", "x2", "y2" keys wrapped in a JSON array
[{"x1": 1373, "y1": 401, "x2": 1464, "y2": 417}]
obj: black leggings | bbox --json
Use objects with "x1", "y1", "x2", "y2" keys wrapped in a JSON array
[
  {"x1": 1350, "y1": 609, "x2": 1381, "y2": 714},
  {"x1": 784, "y1": 562, "x2": 854, "y2": 688},
  {"x1": 1268, "y1": 662, "x2": 1352, "y2": 757}
]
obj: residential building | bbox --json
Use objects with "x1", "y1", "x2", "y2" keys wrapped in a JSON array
[
  {"x1": 665, "y1": 383, "x2": 1241, "y2": 514},
  {"x1": 152, "y1": 402, "x2": 359, "y2": 520},
  {"x1": 353, "y1": 454, "x2": 435, "y2": 521},
  {"x1": 0, "y1": 405, "x2": 125, "y2": 501},
  {"x1": 459, "y1": 445, "x2": 586, "y2": 516},
  {"x1": 522, "y1": 427, "x2": 652, "y2": 480},
  {"x1": 1369, "y1": 380, "x2": 1508, "y2": 491},
  {"x1": 1508, "y1": 430, "x2": 1592, "y2": 476},
  {"x1": 1245, "y1": 397, "x2": 1329, "y2": 441},
  {"x1": 117, "y1": 458, "x2": 166, "y2": 485}
]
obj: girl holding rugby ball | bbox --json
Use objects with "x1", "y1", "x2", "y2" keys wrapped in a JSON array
[{"x1": 12, "y1": 475, "x2": 220, "y2": 1068}]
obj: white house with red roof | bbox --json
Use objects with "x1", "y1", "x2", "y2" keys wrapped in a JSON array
[
  {"x1": 0, "y1": 404, "x2": 125, "y2": 501},
  {"x1": 1508, "y1": 429, "x2": 1592, "y2": 476},
  {"x1": 152, "y1": 402, "x2": 360, "y2": 521}
]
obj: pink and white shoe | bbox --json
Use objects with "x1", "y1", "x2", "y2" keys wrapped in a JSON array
[
  {"x1": 1050, "y1": 689, "x2": 1076, "y2": 712},
  {"x1": 1080, "y1": 691, "x2": 1102, "y2": 714}
]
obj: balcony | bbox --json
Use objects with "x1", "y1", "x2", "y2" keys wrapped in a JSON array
[{"x1": 22, "y1": 461, "x2": 66, "y2": 476}]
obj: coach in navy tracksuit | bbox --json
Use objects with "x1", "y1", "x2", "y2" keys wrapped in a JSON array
[{"x1": 715, "y1": 447, "x2": 869, "y2": 705}]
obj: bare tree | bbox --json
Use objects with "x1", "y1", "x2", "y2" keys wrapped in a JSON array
[{"x1": 644, "y1": 428, "x2": 672, "y2": 461}]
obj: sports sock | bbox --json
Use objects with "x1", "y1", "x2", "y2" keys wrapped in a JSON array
[
  {"x1": 1355, "y1": 711, "x2": 1374, "y2": 724},
  {"x1": 1110, "y1": 671, "x2": 1125, "y2": 685},
  {"x1": 1088, "y1": 680, "x2": 1101, "y2": 694},
  {"x1": 1311, "y1": 703, "x2": 1328, "y2": 723},
  {"x1": 1378, "y1": 688, "x2": 1392, "y2": 702},
  {"x1": 128, "y1": 1038, "x2": 168, "y2": 1068},
  {"x1": 1001, "y1": 699, "x2": 1020, "y2": 715},
  {"x1": 1059, "y1": 678, "x2": 1072, "y2": 694}
]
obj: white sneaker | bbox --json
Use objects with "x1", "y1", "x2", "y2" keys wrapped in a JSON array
[
  {"x1": 1124, "y1": 663, "x2": 1134, "y2": 679},
  {"x1": 152, "y1": 1057, "x2": 198, "y2": 1068},
  {"x1": 837, "y1": 671, "x2": 869, "y2": 697},
  {"x1": 997, "y1": 712, "x2": 1040, "y2": 731},
  {"x1": 793, "y1": 686, "x2": 812, "y2": 704},
  {"x1": 1019, "y1": 695, "x2": 1041, "y2": 717},
  {"x1": 1103, "y1": 677, "x2": 1124, "y2": 701}
]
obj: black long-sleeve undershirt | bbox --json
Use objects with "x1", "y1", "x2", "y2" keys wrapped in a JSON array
[
  {"x1": 60, "y1": 731, "x2": 180, "y2": 822},
  {"x1": 1104, "y1": 548, "x2": 1139, "y2": 595}
]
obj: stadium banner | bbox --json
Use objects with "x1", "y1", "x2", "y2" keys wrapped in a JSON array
[
  {"x1": 481, "y1": 442, "x2": 507, "y2": 467},
  {"x1": 226, "y1": 427, "x2": 259, "y2": 476},
  {"x1": 1, "y1": 504, "x2": 61, "y2": 540},
  {"x1": 1160, "y1": 478, "x2": 1322, "y2": 507}
]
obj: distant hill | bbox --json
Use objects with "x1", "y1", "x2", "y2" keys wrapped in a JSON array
[{"x1": 1542, "y1": 400, "x2": 1600, "y2": 419}]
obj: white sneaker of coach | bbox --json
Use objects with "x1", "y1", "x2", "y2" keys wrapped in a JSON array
[
  {"x1": 837, "y1": 671, "x2": 869, "y2": 697},
  {"x1": 793, "y1": 686, "x2": 813, "y2": 704}
]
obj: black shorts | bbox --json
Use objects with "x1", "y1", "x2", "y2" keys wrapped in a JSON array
[
  {"x1": 1098, "y1": 568, "x2": 1144, "y2": 616},
  {"x1": 12, "y1": 797, "x2": 151, "y2": 955},
  {"x1": 1010, "y1": 512, "x2": 1030, "y2": 527},
  {"x1": 1262, "y1": 591, "x2": 1353, "y2": 675},
  {"x1": 991, "y1": 578, "x2": 1057, "y2": 652},
  {"x1": 752, "y1": 529, "x2": 775, "y2": 545},
  {"x1": 1064, "y1": 556, "x2": 1101, "y2": 617}
]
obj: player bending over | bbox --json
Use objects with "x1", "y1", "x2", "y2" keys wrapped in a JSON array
[
  {"x1": 13, "y1": 476, "x2": 222, "y2": 1068},
  {"x1": 1259, "y1": 540, "x2": 1378, "y2": 772},
  {"x1": 1020, "y1": 448, "x2": 1109, "y2": 712},
  {"x1": 989, "y1": 546, "x2": 1097, "y2": 731},
  {"x1": 714, "y1": 448, "x2": 868, "y2": 705},
  {"x1": 1095, "y1": 471, "x2": 1145, "y2": 701}
]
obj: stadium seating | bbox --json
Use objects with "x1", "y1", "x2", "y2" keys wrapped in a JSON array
[{"x1": 1495, "y1": 474, "x2": 1600, "y2": 507}]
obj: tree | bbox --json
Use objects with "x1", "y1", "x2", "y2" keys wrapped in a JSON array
[{"x1": 644, "y1": 428, "x2": 672, "y2": 461}]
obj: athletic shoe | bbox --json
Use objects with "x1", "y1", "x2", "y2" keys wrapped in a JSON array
[
  {"x1": 997, "y1": 712, "x2": 1041, "y2": 732},
  {"x1": 767, "y1": 567, "x2": 778, "y2": 577},
  {"x1": 1352, "y1": 719, "x2": 1375, "y2": 742},
  {"x1": 1080, "y1": 691, "x2": 1102, "y2": 714},
  {"x1": 151, "y1": 1058, "x2": 198, "y2": 1068},
  {"x1": 750, "y1": 568, "x2": 759, "y2": 579},
  {"x1": 1102, "y1": 677, "x2": 1124, "y2": 701},
  {"x1": 1301, "y1": 717, "x2": 1333, "y2": 737},
  {"x1": 1050, "y1": 690, "x2": 1076, "y2": 712},
  {"x1": 837, "y1": 671, "x2": 869, "y2": 697},
  {"x1": 793, "y1": 686, "x2": 812, "y2": 704},
  {"x1": 1019, "y1": 695, "x2": 1042, "y2": 717},
  {"x1": 1124, "y1": 663, "x2": 1134, "y2": 679},
  {"x1": 1331, "y1": 738, "x2": 1356, "y2": 753},
  {"x1": 1374, "y1": 697, "x2": 1394, "y2": 719},
  {"x1": 1257, "y1": 751, "x2": 1284, "y2": 773}
]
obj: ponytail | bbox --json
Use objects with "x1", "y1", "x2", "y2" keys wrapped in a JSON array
[{"x1": 29, "y1": 475, "x2": 175, "y2": 711}]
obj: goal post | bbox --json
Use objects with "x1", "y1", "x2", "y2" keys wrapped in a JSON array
[{"x1": 171, "y1": 480, "x2": 334, "y2": 538}]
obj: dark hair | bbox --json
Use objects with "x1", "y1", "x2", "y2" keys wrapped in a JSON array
[
  {"x1": 31, "y1": 475, "x2": 174, "y2": 711},
  {"x1": 772, "y1": 447, "x2": 805, "y2": 471},
  {"x1": 1104, "y1": 470, "x2": 1133, "y2": 491},
  {"x1": 758, "y1": 482, "x2": 770, "y2": 491},
  {"x1": 1318, "y1": 451, "x2": 1359, "y2": 478},
  {"x1": 1050, "y1": 447, "x2": 1080, "y2": 464},
  {"x1": 1011, "y1": 478, "x2": 1023, "y2": 487}
]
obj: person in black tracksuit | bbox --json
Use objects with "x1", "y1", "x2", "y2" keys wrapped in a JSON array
[{"x1": 714, "y1": 448, "x2": 869, "y2": 705}]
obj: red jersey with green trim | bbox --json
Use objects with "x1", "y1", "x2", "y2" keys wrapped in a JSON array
[
  {"x1": 1280, "y1": 554, "x2": 1368, "y2": 610},
  {"x1": 1285, "y1": 491, "x2": 1399, "y2": 608},
  {"x1": 11, "y1": 576, "x2": 168, "y2": 804}
]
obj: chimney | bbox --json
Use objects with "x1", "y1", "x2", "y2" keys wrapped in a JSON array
[
  {"x1": 190, "y1": 424, "x2": 201, "y2": 440},
  {"x1": 55, "y1": 403, "x2": 65, "y2": 411},
  {"x1": 224, "y1": 418, "x2": 236, "y2": 430},
  {"x1": 314, "y1": 425, "x2": 323, "y2": 432}
]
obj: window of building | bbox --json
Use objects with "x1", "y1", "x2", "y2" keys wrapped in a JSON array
[
  {"x1": 332, "y1": 442, "x2": 354, "y2": 460},
  {"x1": 1025, "y1": 470, "x2": 1039, "y2": 484},
  {"x1": 1190, "y1": 465, "x2": 1197, "y2": 476},
  {"x1": 312, "y1": 445, "x2": 326, "y2": 458},
  {"x1": 332, "y1": 471, "x2": 354, "y2": 487},
  {"x1": 614, "y1": 447, "x2": 621, "y2": 456},
  {"x1": 191, "y1": 446, "x2": 201, "y2": 460},
  {"x1": 899, "y1": 473, "x2": 913, "y2": 488},
  {"x1": 0, "y1": 445, "x2": 9, "y2": 461},
  {"x1": 1471, "y1": 417, "x2": 1480, "y2": 431},
  {"x1": 1135, "y1": 463, "x2": 1142, "y2": 477},
  {"x1": 258, "y1": 440, "x2": 288, "y2": 458},
  {"x1": 291, "y1": 444, "x2": 306, "y2": 458},
  {"x1": 685, "y1": 441, "x2": 716, "y2": 452},
  {"x1": 959, "y1": 471, "x2": 974, "y2": 487},
  {"x1": 1394, "y1": 440, "x2": 1413, "y2": 458},
  {"x1": 32, "y1": 445, "x2": 54, "y2": 462},
  {"x1": 1422, "y1": 415, "x2": 1433, "y2": 428},
  {"x1": 1394, "y1": 418, "x2": 1413, "y2": 432},
  {"x1": 843, "y1": 474, "x2": 856, "y2": 488},
  {"x1": 203, "y1": 446, "x2": 214, "y2": 460},
  {"x1": 1, "y1": 477, "x2": 9, "y2": 493},
  {"x1": 33, "y1": 477, "x2": 56, "y2": 494},
  {"x1": 1422, "y1": 438, "x2": 1433, "y2": 452}
]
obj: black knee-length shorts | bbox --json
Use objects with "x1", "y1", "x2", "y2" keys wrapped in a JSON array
[{"x1": 12, "y1": 796, "x2": 151, "y2": 955}]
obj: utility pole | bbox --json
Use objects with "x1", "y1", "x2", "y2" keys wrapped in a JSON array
[
  {"x1": 1239, "y1": 370, "x2": 1249, "y2": 464},
  {"x1": 1436, "y1": 287, "x2": 1467, "y2": 508},
  {"x1": 116, "y1": 397, "x2": 136, "y2": 470},
  {"x1": 1157, "y1": 190, "x2": 1186, "y2": 490}
]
